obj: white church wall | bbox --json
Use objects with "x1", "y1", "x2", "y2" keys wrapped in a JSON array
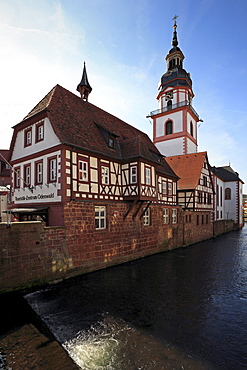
[{"x1": 156, "y1": 137, "x2": 184, "y2": 157}]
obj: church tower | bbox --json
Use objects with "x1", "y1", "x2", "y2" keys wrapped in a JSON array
[{"x1": 148, "y1": 18, "x2": 200, "y2": 157}]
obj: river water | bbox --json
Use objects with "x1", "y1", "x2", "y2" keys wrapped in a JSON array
[{"x1": 25, "y1": 225, "x2": 247, "y2": 369}]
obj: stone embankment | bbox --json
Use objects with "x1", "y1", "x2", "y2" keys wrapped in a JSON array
[{"x1": 0, "y1": 291, "x2": 78, "y2": 369}]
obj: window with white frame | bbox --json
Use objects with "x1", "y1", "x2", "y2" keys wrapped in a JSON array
[
  {"x1": 36, "y1": 161, "x2": 43, "y2": 184},
  {"x1": 172, "y1": 208, "x2": 177, "y2": 224},
  {"x1": 162, "y1": 181, "x2": 167, "y2": 195},
  {"x1": 24, "y1": 164, "x2": 31, "y2": 186},
  {"x1": 143, "y1": 207, "x2": 151, "y2": 226},
  {"x1": 15, "y1": 167, "x2": 20, "y2": 188},
  {"x1": 168, "y1": 182, "x2": 172, "y2": 195},
  {"x1": 79, "y1": 160, "x2": 88, "y2": 181},
  {"x1": 130, "y1": 166, "x2": 137, "y2": 184},
  {"x1": 35, "y1": 122, "x2": 44, "y2": 142},
  {"x1": 95, "y1": 206, "x2": 106, "y2": 229},
  {"x1": 163, "y1": 208, "x2": 169, "y2": 224},
  {"x1": 145, "y1": 167, "x2": 151, "y2": 185},
  {"x1": 25, "y1": 129, "x2": 32, "y2": 147},
  {"x1": 101, "y1": 166, "x2": 109, "y2": 184},
  {"x1": 48, "y1": 157, "x2": 57, "y2": 182}
]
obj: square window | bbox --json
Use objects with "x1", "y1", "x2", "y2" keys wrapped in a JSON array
[{"x1": 95, "y1": 206, "x2": 106, "y2": 229}]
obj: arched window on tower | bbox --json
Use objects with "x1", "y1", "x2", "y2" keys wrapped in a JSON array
[
  {"x1": 166, "y1": 120, "x2": 173, "y2": 135},
  {"x1": 190, "y1": 121, "x2": 193, "y2": 137},
  {"x1": 169, "y1": 59, "x2": 176, "y2": 69},
  {"x1": 225, "y1": 188, "x2": 231, "y2": 200},
  {"x1": 167, "y1": 100, "x2": 172, "y2": 110}
]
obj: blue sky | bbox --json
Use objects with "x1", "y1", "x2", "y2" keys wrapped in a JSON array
[{"x1": 0, "y1": 0, "x2": 246, "y2": 191}]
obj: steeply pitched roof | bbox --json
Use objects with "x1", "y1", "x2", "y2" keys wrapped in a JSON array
[
  {"x1": 211, "y1": 166, "x2": 244, "y2": 183},
  {"x1": 166, "y1": 152, "x2": 208, "y2": 190},
  {"x1": 18, "y1": 84, "x2": 177, "y2": 179}
]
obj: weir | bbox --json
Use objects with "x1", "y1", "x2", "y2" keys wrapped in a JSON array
[{"x1": 1, "y1": 225, "x2": 246, "y2": 369}]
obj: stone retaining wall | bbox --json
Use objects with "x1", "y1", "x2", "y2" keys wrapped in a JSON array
[{"x1": 0, "y1": 203, "x2": 234, "y2": 292}]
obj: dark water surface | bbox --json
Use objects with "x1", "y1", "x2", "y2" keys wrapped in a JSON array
[{"x1": 25, "y1": 225, "x2": 247, "y2": 369}]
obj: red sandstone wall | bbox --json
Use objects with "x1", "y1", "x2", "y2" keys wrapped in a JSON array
[
  {"x1": 183, "y1": 211, "x2": 213, "y2": 245},
  {"x1": 213, "y1": 219, "x2": 234, "y2": 236},
  {"x1": 63, "y1": 202, "x2": 184, "y2": 273},
  {"x1": 0, "y1": 203, "x2": 234, "y2": 292},
  {"x1": 0, "y1": 222, "x2": 67, "y2": 292}
]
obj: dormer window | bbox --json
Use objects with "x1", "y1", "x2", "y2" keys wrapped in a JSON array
[{"x1": 108, "y1": 136, "x2": 115, "y2": 149}]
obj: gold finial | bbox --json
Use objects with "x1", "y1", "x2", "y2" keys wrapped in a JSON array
[{"x1": 172, "y1": 15, "x2": 178, "y2": 28}]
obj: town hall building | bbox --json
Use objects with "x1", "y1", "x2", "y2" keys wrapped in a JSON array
[{"x1": 9, "y1": 63, "x2": 180, "y2": 229}]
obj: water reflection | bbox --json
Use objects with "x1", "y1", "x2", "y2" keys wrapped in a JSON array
[{"x1": 26, "y1": 225, "x2": 247, "y2": 369}]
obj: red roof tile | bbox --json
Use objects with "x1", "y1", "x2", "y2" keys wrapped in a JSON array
[
  {"x1": 19, "y1": 84, "x2": 178, "y2": 179},
  {"x1": 166, "y1": 152, "x2": 208, "y2": 190}
]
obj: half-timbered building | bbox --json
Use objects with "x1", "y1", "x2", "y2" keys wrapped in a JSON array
[
  {"x1": 9, "y1": 73, "x2": 179, "y2": 227},
  {"x1": 166, "y1": 152, "x2": 214, "y2": 212}
]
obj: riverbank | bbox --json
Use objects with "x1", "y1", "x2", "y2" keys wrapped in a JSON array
[{"x1": 0, "y1": 291, "x2": 78, "y2": 369}]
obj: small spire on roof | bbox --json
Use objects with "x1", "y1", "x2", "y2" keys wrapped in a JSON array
[
  {"x1": 77, "y1": 62, "x2": 92, "y2": 101},
  {"x1": 172, "y1": 15, "x2": 179, "y2": 47}
]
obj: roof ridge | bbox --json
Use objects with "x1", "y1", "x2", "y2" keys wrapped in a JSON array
[{"x1": 21, "y1": 85, "x2": 59, "y2": 122}]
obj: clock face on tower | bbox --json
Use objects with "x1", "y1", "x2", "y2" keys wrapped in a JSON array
[{"x1": 165, "y1": 91, "x2": 173, "y2": 100}]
